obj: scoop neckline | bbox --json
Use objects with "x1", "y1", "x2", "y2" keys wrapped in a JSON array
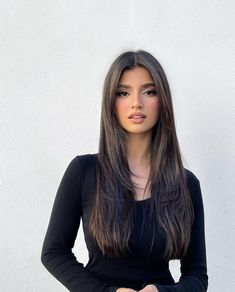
[{"x1": 135, "y1": 196, "x2": 151, "y2": 204}]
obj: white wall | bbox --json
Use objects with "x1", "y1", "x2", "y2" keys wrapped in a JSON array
[{"x1": 1, "y1": 1, "x2": 234, "y2": 291}]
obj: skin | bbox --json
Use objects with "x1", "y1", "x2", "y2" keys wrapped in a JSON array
[
  {"x1": 114, "y1": 67, "x2": 160, "y2": 138},
  {"x1": 114, "y1": 67, "x2": 160, "y2": 291}
]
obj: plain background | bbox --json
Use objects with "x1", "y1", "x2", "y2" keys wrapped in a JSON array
[{"x1": 1, "y1": 1, "x2": 235, "y2": 291}]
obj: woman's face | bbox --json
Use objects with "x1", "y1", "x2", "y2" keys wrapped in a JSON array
[{"x1": 114, "y1": 66, "x2": 160, "y2": 136}]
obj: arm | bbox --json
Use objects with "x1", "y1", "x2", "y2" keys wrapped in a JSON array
[
  {"x1": 41, "y1": 156, "x2": 118, "y2": 292},
  {"x1": 153, "y1": 174, "x2": 208, "y2": 291}
]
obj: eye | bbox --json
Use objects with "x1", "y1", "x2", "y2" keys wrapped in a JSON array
[
  {"x1": 115, "y1": 91, "x2": 129, "y2": 97},
  {"x1": 144, "y1": 90, "x2": 158, "y2": 96}
]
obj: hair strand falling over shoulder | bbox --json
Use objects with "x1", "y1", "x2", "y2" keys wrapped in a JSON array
[{"x1": 89, "y1": 49, "x2": 194, "y2": 261}]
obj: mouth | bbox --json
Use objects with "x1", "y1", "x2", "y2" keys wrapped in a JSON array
[
  {"x1": 128, "y1": 116, "x2": 146, "y2": 119},
  {"x1": 128, "y1": 113, "x2": 146, "y2": 119},
  {"x1": 128, "y1": 115, "x2": 146, "y2": 124}
]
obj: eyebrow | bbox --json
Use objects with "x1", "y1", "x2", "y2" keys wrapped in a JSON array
[{"x1": 116, "y1": 82, "x2": 156, "y2": 89}]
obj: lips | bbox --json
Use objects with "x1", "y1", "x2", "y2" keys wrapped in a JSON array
[{"x1": 128, "y1": 112, "x2": 146, "y2": 119}]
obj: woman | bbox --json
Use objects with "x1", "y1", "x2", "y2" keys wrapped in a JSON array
[{"x1": 41, "y1": 50, "x2": 208, "y2": 291}]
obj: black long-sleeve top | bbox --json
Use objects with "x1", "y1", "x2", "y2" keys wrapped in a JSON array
[{"x1": 41, "y1": 154, "x2": 208, "y2": 291}]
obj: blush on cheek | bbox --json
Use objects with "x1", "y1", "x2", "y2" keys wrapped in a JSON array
[
  {"x1": 149, "y1": 99, "x2": 160, "y2": 112},
  {"x1": 114, "y1": 100, "x2": 127, "y2": 113}
]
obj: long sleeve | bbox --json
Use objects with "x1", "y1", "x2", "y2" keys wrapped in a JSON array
[
  {"x1": 154, "y1": 175, "x2": 208, "y2": 291},
  {"x1": 41, "y1": 156, "x2": 118, "y2": 292}
]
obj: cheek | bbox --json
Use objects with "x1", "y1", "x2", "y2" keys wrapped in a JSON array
[
  {"x1": 149, "y1": 99, "x2": 160, "y2": 113},
  {"x1": 114, "y1": 99, "x2": 126, "y2": 116}
]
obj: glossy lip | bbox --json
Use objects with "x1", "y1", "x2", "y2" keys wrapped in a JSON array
[
  {"x1": 128, "y1": 112, "x2": 146, "y2": 124},
  {"x1": 128, "y1": 112, "x2": 146, "y2": 119},
  {"x1": 129, "y1": 117, "x2": 145, "y2": 124}
]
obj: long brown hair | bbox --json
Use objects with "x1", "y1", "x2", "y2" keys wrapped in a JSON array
[{"x1": 89, "y1": 50, "x2": 194, "y2": 261}]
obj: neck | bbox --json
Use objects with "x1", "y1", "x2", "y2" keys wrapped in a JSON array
[{"x1": 126, "y1": 132, "x2": 152, "y2": 167}]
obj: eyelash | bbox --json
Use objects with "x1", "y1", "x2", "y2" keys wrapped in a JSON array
[{"x1": 115, "y1": 90, "x2": 158, "y2": 97}]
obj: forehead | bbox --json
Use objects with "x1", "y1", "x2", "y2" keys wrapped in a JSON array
[{"x1": 118, "y1": 66, "x2": 154, "y2": 85}]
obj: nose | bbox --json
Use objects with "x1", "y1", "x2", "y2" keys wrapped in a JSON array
[{"x1": 131, "y1": 92, "x2": 143, "y2": 109}]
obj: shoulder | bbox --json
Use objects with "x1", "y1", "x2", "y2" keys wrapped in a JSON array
[
  {"x1": 183, "y1": 168, "x2": 204, "y2": 210},
  {"x1": 68, "y1": 153, "x2": 98, "y2": 179},
  {"x1": 184, "y1": 168, "x2": 200, "y2": 187},
  {"x1": 69, "y1": 153, "x2": 98, "y2": 167}
]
